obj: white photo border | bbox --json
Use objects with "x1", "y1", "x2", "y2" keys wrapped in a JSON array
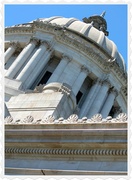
[{"x1": 0, "y1": 1, "x2": 131, "y2": 180}]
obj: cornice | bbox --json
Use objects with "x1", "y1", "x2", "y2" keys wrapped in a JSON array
[
  {"x1": 4, "y1": 113, "x2": 127, "y2": 124},
  {"x1": 5, "y1": 26, "x2": 33, "y2": 34},
  {"x1": 5, "y1": 147, "x2": 127, "y2": 156}
]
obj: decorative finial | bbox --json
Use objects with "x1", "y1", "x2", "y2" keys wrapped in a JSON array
[{"x1": 100, "y1": 11, "x2": 106, "y2": 18}]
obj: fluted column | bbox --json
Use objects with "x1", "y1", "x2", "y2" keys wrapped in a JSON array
[
  {"x1": 47, "y1": 54, "x2": 71, "y2": 84},
  {"x1": 16, "y1": 41, "x2": 49, "y2": 83},
  {"x1": 24, "y1": 45, "x2": 53, "y2": 89},
  {"x1": 100, "y1": 88, "x2": 118, "y2": 118},
  {"x1": 87, "y1": 80, "x2": 111, "y2": 118},
  {"x1": 79, "y1": 79, "x2": 102, "y2": 117},
  {"x1": 5, "y1": 37, "x2": 38, "y2": 79},
  {"x1": 72, "y1": 65, "x2": 90, "y2": 96},
  {"x1": 5, "y1": 42, "x2": 19, "y2": 64}
]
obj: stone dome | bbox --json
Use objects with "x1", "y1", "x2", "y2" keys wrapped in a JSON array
[{"x1": 28, "y1": 16, "x2": 126, "y2": 72}]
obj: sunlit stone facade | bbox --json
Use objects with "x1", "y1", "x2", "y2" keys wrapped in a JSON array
[{"x1": 5, "y1": 14, "x2": 127, "y2": 175}]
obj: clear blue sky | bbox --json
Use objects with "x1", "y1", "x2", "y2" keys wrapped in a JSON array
[{"x1": 4, "y1": 4, "x2": 128, "y2": 69}]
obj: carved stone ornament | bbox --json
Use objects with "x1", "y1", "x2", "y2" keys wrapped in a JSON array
[
  {"x1": 5, "y1": 113, "x2": 127, "y2": 124},
  {"x1": 58, "y1": 117, "x2": 64, "y2": 123},
  {"x1": 116, "y1": 113, "x2": 127, "y2": 122},
  {"x1": 67, "y1": 114, "x2": 79, "y2": 123},
  {"x1": 41, "y1": 115, "x2": 55, "y2": 124},
  {"x1": 58, "y1": 83, "x2": 71, "y2": 96},
  {"x1": 90, "y1": 114, "x2": 102, "y2": 122},
  {"x1": 33, "y1": 119, "x2": 42, "y2": 124},
  {"x1": 5, "y1": 116, "x2": 14, "y2": 124},
  {"x1": 23, "y1": 116, "x2": 34, "y2": 123},
  {"x1": 5, "y1": 147, "x2": 127, "y2": 156}
]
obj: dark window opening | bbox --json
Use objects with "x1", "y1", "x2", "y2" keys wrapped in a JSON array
[
  {"x1": 37, "y1": 71, "x2": 52, "y2": 86},
  {"x1": 109, "y1": 106, "x2": 115, "y2": 117},
  {"x1": 76, "y1": 91, "x2": 83, "y2": 104}
]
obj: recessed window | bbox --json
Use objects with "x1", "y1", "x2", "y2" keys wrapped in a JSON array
[{"x1": 37, "y1": 71, "x2": 52, "y2": 86}]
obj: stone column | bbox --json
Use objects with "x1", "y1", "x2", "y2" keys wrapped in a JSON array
[
  {"x1": 24, "y1": 47, "x2": 53, "y2": 89},
  {"x1": 72, "y1": 65, "x2": 90, "y2": 96},
  {"x1": 5, "y1": 42, "x2": 19, "y2": 64},
  {"x1": 5, "y1": 37, "x2": 38, "y2": 79},
  {"x1": 16, "y1": 41, "x2": 49, "y2": 83},
  {"x1": 100, "y1": 88, "x2": 118, "y2": 118},
  {"x1": 87, "y1": 80, "x2": 111, "y2": 118},
  {"x1": 79, "y1": 79, "x2": 102, "y2": 117},
  {"x1": 47, "y1": 54, "x2": 71, "y2": 84}
]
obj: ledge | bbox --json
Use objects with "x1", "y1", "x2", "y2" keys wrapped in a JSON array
[{"x1": 5, "y1": 167, "x2": 127, "y2": 175}]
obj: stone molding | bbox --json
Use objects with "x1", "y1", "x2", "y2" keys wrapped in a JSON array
[
  {"x1": 5, "y1": 147, "x2": 127, "y2": 156},
  {"x1": 4, "y1": 113, "x2": 127, "y2": 124},
  {"x1": 5, "y1": 26, "x2": 33, "y2": 34},
  {"x1": 5, "y1": 168, "x2": 127, "y2": 175}
]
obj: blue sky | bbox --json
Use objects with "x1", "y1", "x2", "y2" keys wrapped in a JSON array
[{"x1": 4, "y1": 4, "x2": 128, "y2": 69}]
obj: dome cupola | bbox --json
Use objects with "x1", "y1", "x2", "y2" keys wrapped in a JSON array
[{"x1": 83, "y1": 11, "x2": 109, "y2": 36}]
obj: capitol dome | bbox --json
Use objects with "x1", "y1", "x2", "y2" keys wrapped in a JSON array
[
  {"x1": 4, "y1": 12, "x2": 127, "y2": 175},
  {"x1": 27, "y1": 15, "x2": 126, "y2": 72}
]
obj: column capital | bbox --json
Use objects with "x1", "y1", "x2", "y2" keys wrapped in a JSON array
[
  {"x1": 102, "y1": 79, "x2": 111, "y2": 88},
  {"x1": 9, "y1": 41, "x2": 19, "y2": 49},
  {"x1": 109, "y1": 88, "x2": 118, "y2": 97},
  {"x1": 40, "y1": 40, "x2": 51, "y2": 49},
  {"x1": 29, "y1": 37, "x2": 39, "y2": 45},
  {"x1": 81, "y1": 65, "x2": 90, "y2": 75},
  {"x1": 62, "y1": 53, "x2": 72, "y2": 61},
  {"x1": 92, "y1": 78, "x2": 111, "y2": 88}
]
